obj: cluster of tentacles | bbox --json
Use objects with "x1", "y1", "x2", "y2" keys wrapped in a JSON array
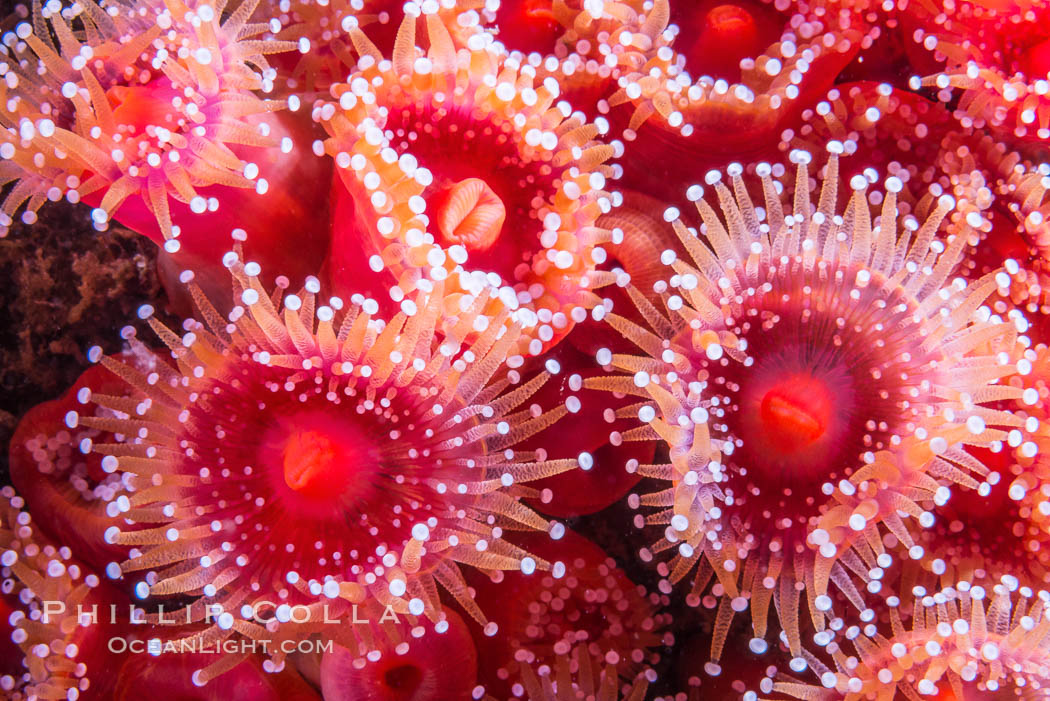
[{"x1": 1, "y1": 0, "x2": 1050, "y2": 699}]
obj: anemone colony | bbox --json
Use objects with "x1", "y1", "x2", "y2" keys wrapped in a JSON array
[{"x1": 1, "y1": 0, "x2": 1050, "y2": 699}]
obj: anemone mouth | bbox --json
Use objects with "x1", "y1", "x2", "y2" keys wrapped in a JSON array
[
  {"x1": 915, "y1": 3, "x2": 1050, "y2": 137},
  {"x1": 730, "y1": 341, "x2": 865, "y2": 478},
  {"x1": 689, "y1": 258, "x2": 940, "y2": 501},
  {"x1": 381, "y1": 103, "x2": 563, "y2": 287},
  {"x1": 1019, "y1": 35, "x2": 1050, "y2": 79},
  {"x1": 319, "y1": 610, "x2": 478, "y2": 701},
  {"x1": 490, "y1": 0, "x2": 565, "y2": 56},
  {"x1": 382, "y1": 663, "x2": 424, "y2": 692},
  {"x1": 98, "y1": 80, "x2": 193, "y2": 168},
  {"x1": 590, "y1": 149, "x2": 1029, "y2": 665},
  {"x1": 178, "y1": 364, "x2": 467, "y2": 577},
  {"x1": 743, "y1": 364, "x2": 844, "y2": 456},
  {"x1": 91, "y1": 265, "x2": 577, "y2": 669},
  {"x1": 322, "y1": 19, "x2": 615, "y2": 354},
  {"x1": 260, "y1": 409, "x2": 382, "y2": 510},
  {"x1": 667, "y1": 0, "x2": 784, "y2": 84}
]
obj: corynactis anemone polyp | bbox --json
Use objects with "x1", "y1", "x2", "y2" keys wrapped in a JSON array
[
  {"x1": 483, "y1": 0, "x2": 653, "y2": 92},
  {"x1": 0, "y1": 487, "x2": 127, "y2": 701},
  {"x1": 470, "y1": 529, "x2": 671, "y2": 698},
  {"x1": 0, "y1": 0, "x2": 334, "y2": 271},
  {"x1": 910, "y1": 0, "x2": 1050, "y2": 142},
  {"x1": 8, "y1": 363, "x2": 138, "y2": 573},
  {"x1": 589, "y1": 147, "x2": 1027, "y2": 668},
  {"x1": 607, "y1": 0, "x2": 867, "y2": 195},
  {"x1": 78, "y1": 253, "x2": 578, "y2": 682},
  {"x1": 779, "y1": 82, "x2": 957, "y2": 209},
  {"x1": 890, "y1": 339, "x2": 1048, "y2": 594},
  {"x1": 318, "y1": 608, "x2": 477, "y2": 700},
  {"x1": 319, "y1": 14, "x2": 620, "y2": 355},
  {"x1": 903, "y1": 467, "x2": 1050, "y2": 591},
  {"x1": 999, "y1": 345, "x2": 1050, "y2": 580},
  {"x1": 972, "y1": 135, "x2": 1050, "y2": 266},
  {"x1": 765, "y1": 580, "x2": 1050, "y2": 699}
]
